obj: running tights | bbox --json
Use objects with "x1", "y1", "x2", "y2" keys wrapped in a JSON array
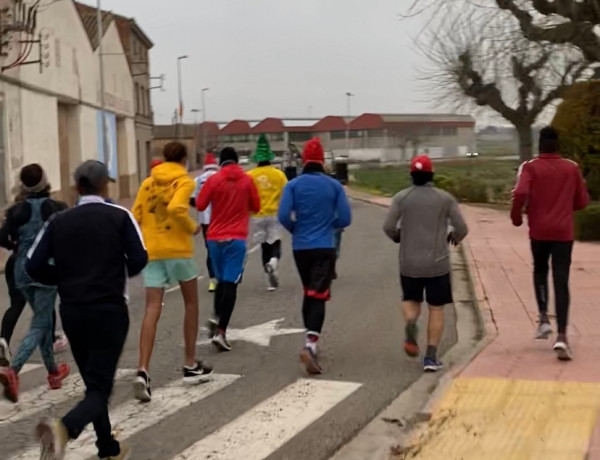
[
  {"x1": 531, "y1": 240, "x2": 573, "y2": 334},
  {"x1": 302, "y1": 296, "x2": 325, "y2": 335},
  {"x1": 214, "y1": 282, "x2": 238, "y2": 331},
  {"x1": 261, "y1": 240, "x2": 282, "y2": 269}
]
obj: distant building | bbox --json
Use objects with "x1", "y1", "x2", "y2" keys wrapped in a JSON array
[
  {"x1": 152, "y1": 124, "x2": 199, "y2": 169},
  {"x1": 192, "y1": 113, "x2": 475, "y2": 163}
]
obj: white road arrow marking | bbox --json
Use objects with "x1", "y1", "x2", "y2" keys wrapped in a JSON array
[{"x1": 197, "y1": 318, "x2": 304, "y2": 347}]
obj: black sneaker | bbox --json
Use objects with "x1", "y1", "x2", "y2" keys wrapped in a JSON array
[
  {"x1": 133, "y1": 370, "x2": 151, "y2": 403},
  {"x1": 183, "y1": 361, "x2": 213, "y2": 384}
]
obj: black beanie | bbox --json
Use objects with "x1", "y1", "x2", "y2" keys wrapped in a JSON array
[{"x1": 219, "y1": 147, "x2": 238, "y2": 165}]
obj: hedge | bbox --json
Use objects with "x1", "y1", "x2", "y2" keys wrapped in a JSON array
[{"x1": 575, "y1": 203, "x2": 600, "y2": 241}]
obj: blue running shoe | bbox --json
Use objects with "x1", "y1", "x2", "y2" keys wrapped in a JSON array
[{"x1": 423, "y1": 357, "x2": 444, "y2": 373}]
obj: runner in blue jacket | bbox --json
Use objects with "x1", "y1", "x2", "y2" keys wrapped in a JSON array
[{"x1": 278, "y1": 138, "x2": 351, "y2": 374}]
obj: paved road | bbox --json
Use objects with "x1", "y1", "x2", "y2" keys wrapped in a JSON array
[{"x1": 0, "y1": 200, "x2": 457, "y2": 460}]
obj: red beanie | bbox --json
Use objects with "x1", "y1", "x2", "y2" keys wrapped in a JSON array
[
  {"x1": 410, "y1": 155, "x2": 433, "y2": 173},
  {"x1": 204, "y1": 153, "x2": 217, "y2": 166},
  {"x1": 150, "y1": 158, "x2": 163, "y2": 170},
  {"x1": 302, "y1": 138, "x2": 324, "y2": 165}
]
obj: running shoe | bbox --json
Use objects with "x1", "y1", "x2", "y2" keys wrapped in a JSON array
[
  {"x1": 208, "y1": 279, "x2": 217, "y2": 293},
  {"x1": 0, "y1": 338, "x2": 11, "y2": 367},
  {"x1": 534, "y1": 321, "x2": 552, "y2": 340},
  {"x1": 53, "y1": 333, "x2": 69, "y2": 353},
  {"x1": 300, "y1": 346, "x2": 322, "y2": 375},
  {"x1": 47, "y1": 363, "x2": 71, "y2": 390},
  {"x1": 183, "y1": 360, "x2": 213, "y2": 384},
  {"x1": 133, "y1": 370, "x2": 152, "y2": 403},
  {"x1": 553, "y1": 341, "x2": 573, "y2": 361},
  {"x1": 35, "y1": 418, "x2": 69, "y2": 460},
  {"x1": 423, "y1": 357, "x2": 444, "y2": 373},
  {"x1": 100, "y1": 443, "x2": 131, "y2": 460},
  {"x1": 0, "y1": 366, "x2": 18, "y2": 402},
  {"x1": 265, "y1": 263, "x2": 279, "y2": 291},
  {"x1": 404, "y1": 340, "x2": 419, "y2": 358},
  {"x1": 206, "y1": 318, "x2": 219, "y2": 339},
  {"x1": 212, "y1": 332, "x2": 232, "y2": 352}
]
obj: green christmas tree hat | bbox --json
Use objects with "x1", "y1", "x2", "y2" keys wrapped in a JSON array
[{"x1": 253, "y1": 133, "x2": 275, "y2": 163}]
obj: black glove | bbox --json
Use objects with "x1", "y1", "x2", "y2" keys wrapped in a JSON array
[{"x1": 447, "y1": 232, "x2": 459, "y2": 246}]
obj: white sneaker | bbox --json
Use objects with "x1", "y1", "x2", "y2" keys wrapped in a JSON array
[
  {"x1": 212, "y1": 333, "x2": 232, "y2": 352},
  {"x1": 553, "y1": 341, "x2": 573, "y2": 361},
  {"x1": 0, "y1": 338, "x2": 11, "y2": 367},
  {"x1": 53, "y1": 332, "x2": 69, "y2": 353},
  {"x1": 265, "y1": 262, "x2": 279, "y2": 291},
  {"x1": 535, "y1": 322, "x2": 552, "y2": 340}
]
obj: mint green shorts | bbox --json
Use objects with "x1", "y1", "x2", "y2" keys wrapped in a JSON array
[{"x1": 143, "y1": 258, "x2": 199, "y2": 288}]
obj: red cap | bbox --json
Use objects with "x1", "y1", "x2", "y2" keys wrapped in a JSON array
[
  {"x1": 204, "y1": 153, "x2": 217, "y2": 166},
  {"x1": 410, "y1": 155, "x2": 433, "y2": 173},
  {"x1": 150, "y1": 158, "x2": 163, "y2": 170},
  {"x1": 302, "y1": 138, "x2": 324, "y2": 165}
]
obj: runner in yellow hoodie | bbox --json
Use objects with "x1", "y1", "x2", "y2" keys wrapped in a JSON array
[
  {"x1": 248, "y1": 134, "x2": 288, "y2": 291},
  {"x1": 131, "y1": 142, "x2": 212, "y2": 403}
]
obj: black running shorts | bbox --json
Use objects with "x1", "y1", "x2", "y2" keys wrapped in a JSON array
[
  {"x1": 293, "y1": 249, "x2": 336, "y2": 300},
  {"x1": 401, "y1": 274, "x2": 453, "y2": 307}
]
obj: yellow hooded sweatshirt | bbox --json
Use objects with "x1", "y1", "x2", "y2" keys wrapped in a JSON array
[{"x1": 132, "y1": 162, "x2": 197, "y2": 260}]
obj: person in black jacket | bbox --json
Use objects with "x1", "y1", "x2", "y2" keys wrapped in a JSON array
[{"x1": 27, "y1": 160, "x2": 148, "y2": 460}]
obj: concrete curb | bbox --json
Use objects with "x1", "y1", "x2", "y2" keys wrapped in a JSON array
[{"x1": 330, "y1": 191, "x2": 490, "y2": 460}]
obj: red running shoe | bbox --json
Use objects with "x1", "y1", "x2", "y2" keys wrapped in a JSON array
[
  {"x1": 0, "y1": 367, "x2": 19, "y2": 402},
  {"x1": 404, "y1": 340, "x2": 419, "y2": 358},
  {"x1": 48, "y1": 363, "x2": 71, "y2": 390}
]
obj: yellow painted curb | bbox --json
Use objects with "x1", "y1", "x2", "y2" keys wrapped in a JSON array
[{"x1": 398, "y1": 378, "x2": 600, "y2": 460}]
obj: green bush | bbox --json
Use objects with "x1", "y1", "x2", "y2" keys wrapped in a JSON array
[
  {"x1": 434, "y1": 174, "x2": 488, "y2": 203},
  {"x1": 575, "y1": 203, "x2": 600, "y2": 241}
]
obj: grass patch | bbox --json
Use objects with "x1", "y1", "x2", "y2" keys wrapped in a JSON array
[{"x1": 352, "y1": 159, "x2": 519, "y2": 203}]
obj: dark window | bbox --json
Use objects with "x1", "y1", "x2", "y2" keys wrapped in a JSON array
[
  {"x1": 330, "y1": 130, "x2": 347, "y2": 140},
  {"x1": 442, "y1": 126, "x2": 457, "y2": 136},
  {"x1": 289, "y1": 132, "x2": 312, "y2": 142},
  {"x1": 134, "y1": 83, "x2": 140, "y2": 114}
]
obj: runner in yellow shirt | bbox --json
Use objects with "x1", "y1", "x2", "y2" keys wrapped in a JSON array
[{"x1": 247, "y1": 134, "x2": 288, "y2": 291}]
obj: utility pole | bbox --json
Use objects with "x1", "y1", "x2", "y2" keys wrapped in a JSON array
[
  {"x1": 177, "y1": 55, "x2": 188, "y2": 138},
  {"x1": 97, "y1": 0, "x2": 107, "y2": 165},
  {"x1": 345, "y1": 92, "x2": 354, "y2": 156},
  {"x1": 201, "y1": 87, "x2": 210, "y2": 154}
]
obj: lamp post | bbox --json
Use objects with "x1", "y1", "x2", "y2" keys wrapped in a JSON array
[
  {"x1": 96, "y1": 0, "x2": 107, "y2": 165},
  {"x1": 176, "y1": 55, "x2": 188, "y2": 138},
  {"x1": 191, "y1": 108, "x2": 201, "y2": 124},
  {"x1": 345, "y1": 92, "x2": 354, "y2": 156},
  {"x1": 201, "y1": 87, "x2": 210, "y2": 154}
]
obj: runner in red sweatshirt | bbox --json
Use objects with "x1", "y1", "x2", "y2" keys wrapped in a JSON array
[
  {"x1": 196, "y1": 147, "x2": 260, "y2": 352},
  {"x1": 511, "y1": 126, "x2": 589, "y2": 360}
]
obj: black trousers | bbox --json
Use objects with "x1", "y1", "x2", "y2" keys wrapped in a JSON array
[
  {"x1": 531, "y1": 240, "x2": 573, "y2": 334},
  {"x1": 213, "y1": 282, "x2": 238, "y2": 331},
  {"x1": 61, "y1": 304, "x2": 129, "y2": 458},
  {"x1": 261, "y1": 240, "x2": 281, "y2": 269},
  {"x1": 201, "y1": 224, "x2": 215, "y2": 279},
  {"x1": 294, "y1": 249, "x2": 336, "y2": 335}
]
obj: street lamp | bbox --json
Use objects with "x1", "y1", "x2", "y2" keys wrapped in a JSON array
[
  {"x1": 345, "y1": 92, "x2": 354, "y2": 155},
  {"x1": 201, "y1": 88, "x2": 210, "y2": 154},
  {"x1": 191, "y1": 108, "x2": 201, "y2": 124},
  {"x1": 177, "y1": 55, "x2": 188, "y2": 138}
]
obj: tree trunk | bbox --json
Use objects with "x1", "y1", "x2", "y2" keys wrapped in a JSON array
[{"x1": 516, "y1": 125, "x2": 533, "y2": 162}]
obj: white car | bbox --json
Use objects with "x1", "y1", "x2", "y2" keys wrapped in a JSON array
[
  {"x1": 239, "y1": 156, "x2": 250, "y2": 165},
  {"x1": 466, "y1": 152, "x2": 479, "y2": 158}
]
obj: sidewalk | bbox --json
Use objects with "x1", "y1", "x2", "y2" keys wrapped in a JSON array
[{"x1": 348, "y1": 190, "x2": 600, "y2": 459}]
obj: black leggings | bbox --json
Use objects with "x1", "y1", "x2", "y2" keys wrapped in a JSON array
[
  {"x1": 302, "y1": 296, "x2": 325, "y2": 335},
  {"x1": 201, "y1": 224, "x2": 215, "y2": 279},
  {"x1": 531, "y1": 240, "x2": 573, "y2": 334},
  {"x1": 213, "y1": 282, "x2": 238, "y2": 331},
  {"x1": 261, "y1": 240, "x2": 282, "y2": 269},
  {"x1": 1, "y1": 254, "x2": 56, "y2": 345}
]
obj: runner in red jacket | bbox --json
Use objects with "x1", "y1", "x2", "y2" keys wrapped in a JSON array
[
  {"x1": 511, "y1": 126, "x2": 590, "y2": 361},
  {"x1": 196, "y1": 147, "x2": 260, "y2": 352}
]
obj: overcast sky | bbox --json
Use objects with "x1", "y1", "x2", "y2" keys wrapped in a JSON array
[{"x1": 82, "y1": 0, "x2": 445, "y2": 125}]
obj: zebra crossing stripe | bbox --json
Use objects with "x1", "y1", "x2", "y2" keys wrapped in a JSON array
[
  {"x1": 9, "y1": 373, "x2": 240, "y2": 460},
  {"x1": 171, "y1": 378, "x2": 362, "y2": 460},
  {"x1": 0, "y1": 369, "x2": 136, "y2": 425}
]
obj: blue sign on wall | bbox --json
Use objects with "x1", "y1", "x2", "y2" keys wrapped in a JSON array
[{"x1": 96, "y1": 111, "x2": 118, "y2": 179}]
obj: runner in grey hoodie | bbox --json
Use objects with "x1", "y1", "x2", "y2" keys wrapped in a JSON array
[{"x1": 383, "y1": 155, "x2": 468, "y2": 372}]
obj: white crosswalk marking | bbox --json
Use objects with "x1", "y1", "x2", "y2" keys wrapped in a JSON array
[
  {"x1": 171, "y1": 379, "x2": 362, "y2": 460},
  {"x1": 0, "y1": 369, "x2": 136, "y2": 424},
  {"x1": 10, "y1": 374, "x2": 240, "y2": 460}
]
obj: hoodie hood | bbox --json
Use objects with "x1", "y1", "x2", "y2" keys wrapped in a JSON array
[
  {"x1": 151, "y1": 162, "x2": 189, "y2": 185},
  {"x1": 220, "y1": 163, "x2": 246, "y2": 182}
]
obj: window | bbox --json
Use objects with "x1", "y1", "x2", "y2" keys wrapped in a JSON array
[
  {"x1": 442, "y1": 126, "x2": 458, "y2": 137},
  {"x1": 349, "y1": 130, "x2": 364, "y2": 138},
  {"x1": 289, "y1": 132, "x2": 312, "y2": 143},
  {"x1": 146, "y1": 88, "x2": 151, "y2": 117},
  {"x1": 140, "y1": 85, "x2": 146, "y2": 115},
  {"x1": 330, "y1": 130, "x2": 347, "y2": 140},
  {"x1": 268, "y1": 133, "x2": 284, "y2": 142},
  {"x1": 134, "y1": 83, "x2": 140, "y2": 114}
]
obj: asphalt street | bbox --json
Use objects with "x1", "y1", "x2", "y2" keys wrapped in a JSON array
[{"x1": 0, "y1": 199, "x2": 458, "y2": 460}]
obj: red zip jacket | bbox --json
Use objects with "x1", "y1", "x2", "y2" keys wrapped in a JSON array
[
  {"x1": 511, "y1": 154, "x2": 590, "y2": 241},
  {"x1": 196, "y1": 163, "x2": 260, "y2": 240}
]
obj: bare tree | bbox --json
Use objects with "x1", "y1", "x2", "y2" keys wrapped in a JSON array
[{"x1": 420, "y1": 6, "x2": 589, "y2": 161}]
